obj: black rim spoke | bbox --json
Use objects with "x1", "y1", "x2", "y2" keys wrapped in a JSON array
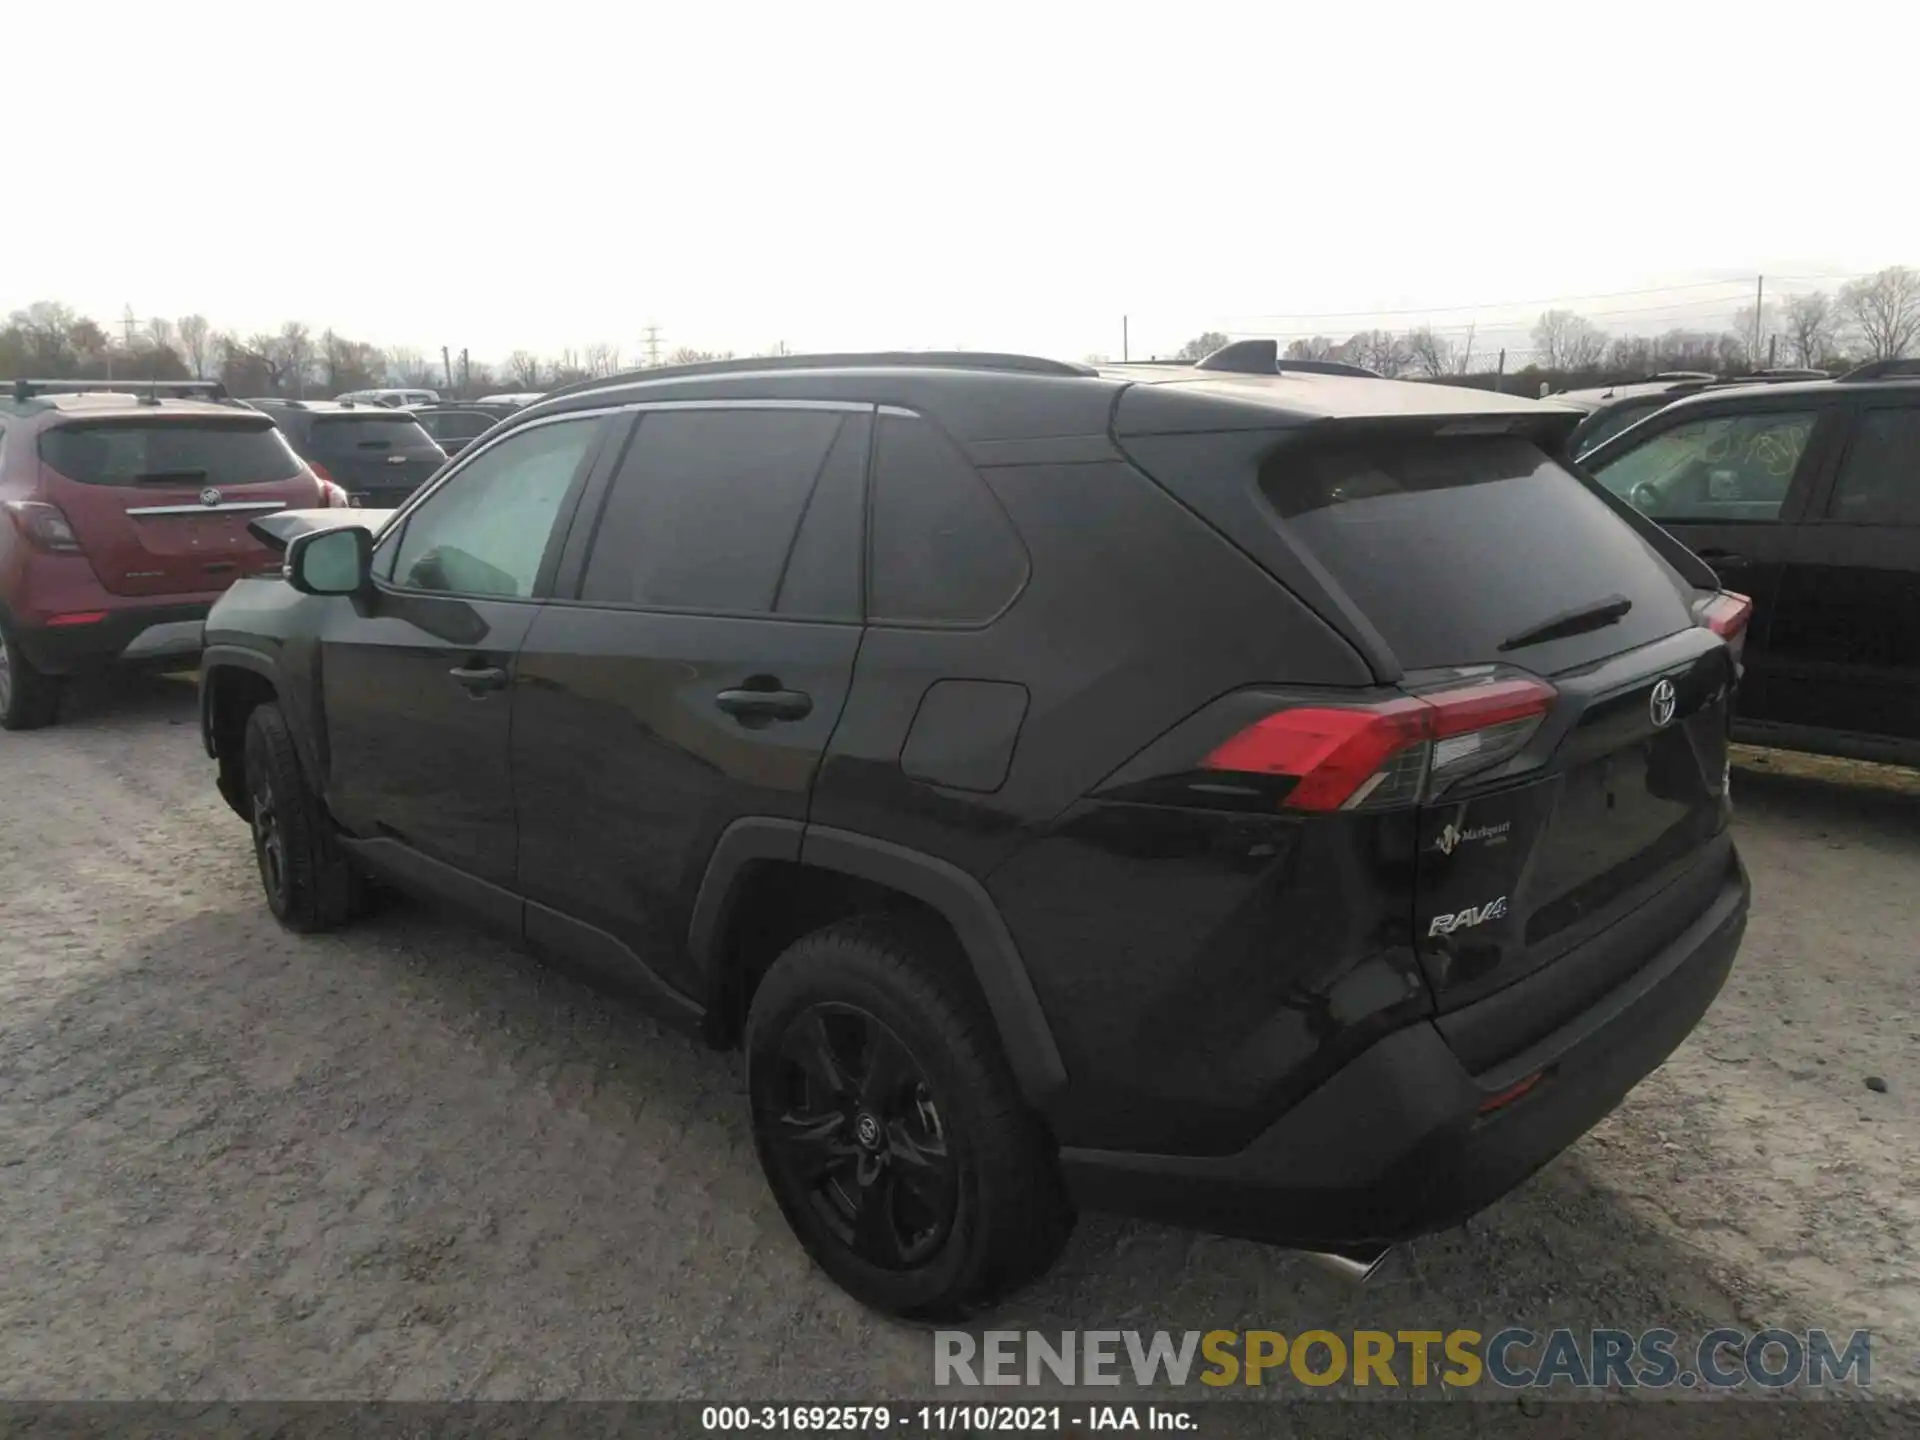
[
  {"x1": 852, "y1": 1168, "x2": 907, "y2": 1266},
  {"x1": 857, "y1": 1030, "x2": 914, "y2": 1113},
  {"x1": 789, "y1": 1010, "x2": 853, "y2": 1102},
  {"x1": 772, "y1": 1111, "x2": 853, "y2": 1184}
]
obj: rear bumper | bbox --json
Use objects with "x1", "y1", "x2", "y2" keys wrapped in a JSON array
[
  {"x1": 9, "y1": 602, "x2": 211, "y2": 675},
  {"x1": 1059, "y1": 851, "x2": 1748, "y2": 1248}
]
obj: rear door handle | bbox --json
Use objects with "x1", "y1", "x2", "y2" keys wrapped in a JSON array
[
  {"x1": 449, "y1": 664, "x2": 508, "y2": 694},
  {"x1": 1696, "y1": 549, "x2": 1750, "y2": 571},
  {"x1": 715, "y1": 688, "x2": 813, "y2": 722}
]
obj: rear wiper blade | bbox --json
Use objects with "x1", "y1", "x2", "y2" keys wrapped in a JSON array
[
  {"x1": 1498, "y1": 594, "x2": 1632, "y2": 653},
  {"x1": 134, "y1": 468, "x2": 209, "y2": 483}
]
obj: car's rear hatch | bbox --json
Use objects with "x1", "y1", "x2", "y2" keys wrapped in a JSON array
[
  {"x1": 1116, "y1": 387, "x2": 1738, "y2": 1039},
  {"x1": 38, "y1": 412, "x2": 316, "y2": 597},
  {"x1": 307, "y1": 412, "x2": 445, "y2": 503}
]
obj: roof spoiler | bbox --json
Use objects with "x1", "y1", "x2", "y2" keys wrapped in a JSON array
[
  {"x1": 11, "y1": 377, "x2": 231, "y2": 403},
  {"x1": 1194, "y1": 339, "x2": 1382, "y2": 379}
]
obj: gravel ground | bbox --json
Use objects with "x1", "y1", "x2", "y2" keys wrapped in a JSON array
[{"x1": 0, "y1": 674, "x2": 1914, "y2": 1410}]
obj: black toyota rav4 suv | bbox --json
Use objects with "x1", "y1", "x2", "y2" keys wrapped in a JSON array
[{"x1": 199, "y1": 351, "x2": 1752, "y2": 1317}]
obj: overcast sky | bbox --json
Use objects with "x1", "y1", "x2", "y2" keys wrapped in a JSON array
[{"x1": 10, "y1": 1, "x2": 1910, "y2": 366}]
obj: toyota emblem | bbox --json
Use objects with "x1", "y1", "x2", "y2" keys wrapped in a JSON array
[
  {"x1": 199, "y1": 486, "x2": 223, "y2": 507},
  {"x1": 1649, "y1": 678, "x2": 1678, "y2": 729}
]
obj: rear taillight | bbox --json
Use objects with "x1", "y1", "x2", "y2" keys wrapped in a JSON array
[
  {"x1": 3, "y1": 499, "x2": 83, "y2": 553},
  {"x1": 1696, "y1": 590, "x2": 1751, "y2": 641},
  {"x1": 1202, "y1": 676, "x2": 1557, "y2": 812}
]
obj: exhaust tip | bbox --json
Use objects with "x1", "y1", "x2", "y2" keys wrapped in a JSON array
[{"x1": 1300, "y1": 1244, "x2": 1397, "y2": 1284}]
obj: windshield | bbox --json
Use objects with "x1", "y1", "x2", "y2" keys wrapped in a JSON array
[{"x1": 39, "y1": 420, "x2": 303, "y2": 487}]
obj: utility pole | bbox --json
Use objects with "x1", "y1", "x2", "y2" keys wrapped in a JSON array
[
  {"x1": 1494, "y1": 347, "x2": 1506, "y2": 394},
  {"x1": 643, "y1": 324, "x2": 663, "y2": 368},
  {"x1": 1752, "y1": 274, "x2": 1765, "y2": 370},
  {"x1": 1122, "y1": 315, "x2": 1130, "y2": 363},
  {"x1": 441, "y1": 345, "x2": 453, "y2": 391},
  {"x1": 460, "y1": 348, "x2": 470, "y2": 393},
  {"x1": 1460, "y1": 322, "x2": 1476, "y2": 376}
]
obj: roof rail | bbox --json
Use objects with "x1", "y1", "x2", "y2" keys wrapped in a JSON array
[
  {"x1": 244, "y1": 396, "x2": 307, "y2": 409},
  {"x1": 10, "y1": 377, "x2": 230, "y2": 403},
  {"x1": 1646, "y1": 371, "x2": 1719, "y2": 382},
  {"x1": 1747, "y1": 367, "x2": 1830, "y2": 380},
  {"x1": 1838, "y1": 358, "x2": 1920, "y2": 382},
  {"x1": 1192, "y1": 339, "x2": 1382, "y2": 379},
  {"x1": 541, "y1": 351, "x2": 1097, "y2": 402}
]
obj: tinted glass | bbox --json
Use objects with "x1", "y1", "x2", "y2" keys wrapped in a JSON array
[
  {"x1": 1261, "y1": 437, "x2": 1692, "y2": 671},
  {"x1": 1828, "y1": 408, "x2": 1920, "y2": 524},
  {"x1": 1590, "y1": 410, "x2": 1816, "y2": 522},
  {"x1": 868, "y1": 413, "x2": 1027, "y2": 624},
  {"x1": 580, "y1": 407, "x2": 849, "y2": 613},
  {"x1": 387, "y1": 417, "x2": 600, "y2": 597},
  {"x1": 420, "y1": 411, "x2": 496, "y2": 441},
  {"x1": 312, "y1": 414, "x2": 440, "y2": 453},
  {"x1": 1572, "y1": 398, "x2": 1664, "y2": 457},
  {"x1": 39, "y1": 420, "x2": 302, "y2": 487}
]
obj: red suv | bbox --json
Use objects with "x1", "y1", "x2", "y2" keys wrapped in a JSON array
[{"x1": 0, "y1": 379, "x2": 344, "y2": 729}]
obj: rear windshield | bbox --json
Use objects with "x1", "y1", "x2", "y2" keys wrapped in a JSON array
[
  {"x1": 1260, "y1": 436, "x2": 1691, "y2": 673},
  {"x1": 311, "y1": 415, "x2": 439, "y2": 453},
  {"x1": 39, "y1": 420, "x2": 302, "y2": 488},
  {"x1": 419, "y1": 411, "x2": 496, "y2": 441}
]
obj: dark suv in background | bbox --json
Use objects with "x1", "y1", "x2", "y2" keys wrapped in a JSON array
[
  {"x1": 410, "y1": 401, "x2": 517, "y2": 458},
  {"x1": 1584, "y1": 359, "x2": 1920, "y2": 766},
  {"x1": 246, "y1": 398, "x2": 446, "y2": 507},
  {"x1": 200, "y1": 351, "x2": 1751, "y2": 1317},
  {"x1": 0, "y1": 379, "x2": 337, "y2": 729}
]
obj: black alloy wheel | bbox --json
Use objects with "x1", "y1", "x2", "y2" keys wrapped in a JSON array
[{"x1": 764, "y1": 1002, "x2": 959, "y2": 1270}]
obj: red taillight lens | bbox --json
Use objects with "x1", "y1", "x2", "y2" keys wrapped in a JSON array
[
  {"x1": 1697, "y1": 590, "x2": 1752, "y2": 641},
  {"x1": 3, "y1": 499, "x2": 83, "y2": 553},
  {"x1": 46, "y1": 610, "x2": 108, "y2": 627},
  {"x1": 1203, "y1": 676, "x2": 1557, "y2": 812}
]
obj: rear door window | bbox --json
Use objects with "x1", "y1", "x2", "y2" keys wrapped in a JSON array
[
  {"x1": 868, "y1": 412, "x2": 1028, "y2": 624},
  {"x1": 579, "y1": 406, "x2": 865, "y2": 617},
  {"x1": 1260, "y1": 436, "x2": 1693, "y2": 672},
  {"x1": 38, "y1": 420, "x2": 302, "y2": 487},
  {"x1": 1589, "y1": 409, "x2": 1818, "y2": 523},
  {"x1": 1827, "y1": 407, "x2": 1920, "y2": 524}
]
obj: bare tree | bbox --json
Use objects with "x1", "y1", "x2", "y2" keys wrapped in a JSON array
[
  {"x1": 506, "y1": 351, "x2": 545, "y2": 388},
  {"x1": 1174, "y1": 330, "x2": 1230, "y2": 362},
  {"x1": 1342, "y1": 329, "x2": 1411, "y2": 377},
  {"x1": 583, "y1": 342, "x2": 622, "y2": 377},
  {"x1": 1405, "y1": 326, "x2": 1457, "y2": 378},
  {"x1": 1284, "y1": 336, "x2": 1343, "y2": 362},
  {"x1": 1531, "y1": 309, "x2": 1608, "y2": 371},
  {"x1": 1782, "y1": 292, "x2": 1841, "y2": 369},
  {"x1": 175, "y1": 314, "x2": 215, "y2": 378},
  {"x1": 1729, "y1": 303, "x2": 1779, "y2": 371},
  {"x1": 666, "y1": 346, "x2": 733, "y2": 365},
  {"x1": 386, "y1": 345, "x2": 440, "y2": 389},
  {"x1": 276, "y1": 322, "x2": 316, "y2": 397},
  {"x1": 1838, "y1": 266, "x2": 1920, "y2": 362}
]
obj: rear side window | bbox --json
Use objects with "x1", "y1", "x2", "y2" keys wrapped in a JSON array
[
  {"x1": 1572, "y1": 398, "x2": 1664, "y2": 456},
  {"x1": 311, "y1": 415, "x2": 440, "y2": 454},
  {"x1": 1588, "y1": 409, "x2": 1817, "y2": 523},
  {"x1": 1828, "y1": 408, "x2": 1920, "y2": 524},
  {"x1": 869, "y1": 413, "x2": 1028, "y2": 624},
  {"x1": 580, "y1": 407, "x2": 864, "y2": 616},
  {"x1": 39, "y1": 421, "x2": 302, "y2": 487},
  {"x1": 1261, "y1": 436, "x2": 1692, "y2": 672}
]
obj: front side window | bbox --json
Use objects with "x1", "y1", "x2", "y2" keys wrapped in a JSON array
[
  {"x1": 1828, "y1": 408, "x2": 1920, "y2": 525},
  {"x1": 1590, "y1": 409, "x2": 1818, "y2": 522},
  {"x1": 385, "y1": 417, "x2": 601, "y2": 597}
]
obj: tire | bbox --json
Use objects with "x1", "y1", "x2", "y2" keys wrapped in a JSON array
[
  {"x1": 745, "y1": 913, "x2": 1074, "y2": 1318},
  {"x1": 0, "y1": 618, "x2": 63, "y2": 731},
  {"x1": 242, "y1": 702, "x2": 365, "y2": 932}
]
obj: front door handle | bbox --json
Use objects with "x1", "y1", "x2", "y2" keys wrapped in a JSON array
[
  {"x1": 715, "y1": 687, "x2": 813, "y2": 722},
  {"x1": 449, "y1": 664, "x2": 508, "y2": 695},
  {"x1": 1696, "y1": 548, "x2": 1750, "y2": 571}
]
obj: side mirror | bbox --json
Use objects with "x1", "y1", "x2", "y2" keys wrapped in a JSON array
[{"x1": 286, "y1": 525, "x2": 373, "y2": 596}]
